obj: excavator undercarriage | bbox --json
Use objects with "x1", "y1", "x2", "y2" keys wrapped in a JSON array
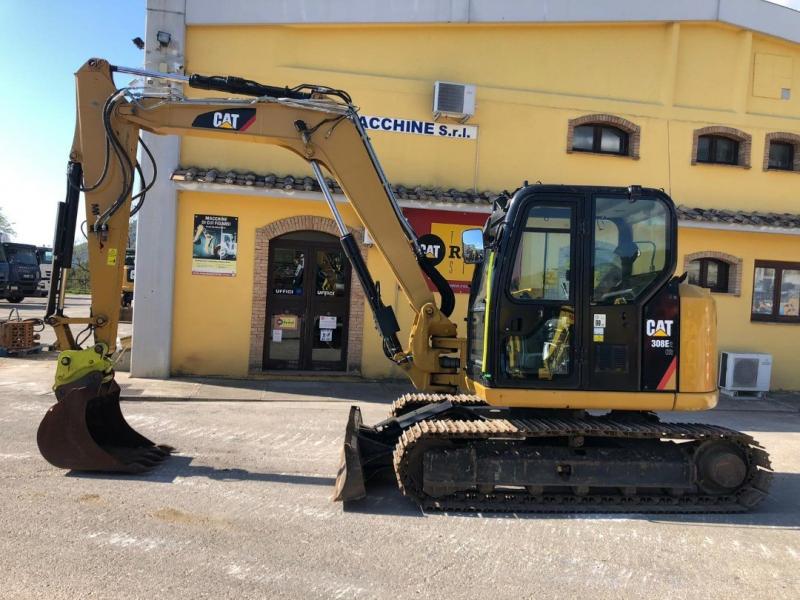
[{"x1": 338, "y1": 395, "x2": 772, "y2": 513}]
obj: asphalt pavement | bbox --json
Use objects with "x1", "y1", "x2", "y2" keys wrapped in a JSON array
[{"x1": 0, "y1": 351, "x2": 799, "y2": 599}]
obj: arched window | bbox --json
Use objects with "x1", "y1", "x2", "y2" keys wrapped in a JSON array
[
  {"x1": 683, "y1": 252, "x2": 742, "y2": 296},
  {"x1": 567, "y1": 114, "x2": 641, "y2": 158},
  {"x1": 572, "y1": 124, "x2": 629, "y2": 155},
  {"x1": 692, "y1": 126, "x2": 751, "y2": 168},
  {"x1": 764, "y1": 133, "x2": 800, "y2": 172},
  {"x1": 696, "y1": 135, "x2": 739, "y2": 166},
  {"x1": 687, "y1": 258, "x2": 730, "y2": 293}
]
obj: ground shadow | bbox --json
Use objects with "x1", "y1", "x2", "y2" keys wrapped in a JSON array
[
  {"x1": 65, "y1": 456, "x2": 800, "y2": 527},
  {"x1": 343, "y1": 471, "x2": 424, "y2": 517},
  {"x1": 345, "y1": 468, "x2": 800, "y2": 528},
  {"x1": 121, "y1": 378, "x2": 414, "y2": 404},
  {"x1": 67, "y1": 454, "x2": 335, "y2": 487}
]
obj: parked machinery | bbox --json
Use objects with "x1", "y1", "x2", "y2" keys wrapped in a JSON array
[
  {"x1": 1, "y1": 242, "x2": 41, "y2": 303},
  {"x1": 36, "y1": 59, "x2": 771, "y2": 512},
  {"x1": 35, "y1": 247, "x2": 53, "y2": 298}
]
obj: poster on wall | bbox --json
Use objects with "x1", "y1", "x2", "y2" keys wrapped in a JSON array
[
  {"x1": 192, "y1": 214, "x2": 238, "y2": 276},
  {"x1": 403, "y1": 207, "x2": 489, "y2": 294}
]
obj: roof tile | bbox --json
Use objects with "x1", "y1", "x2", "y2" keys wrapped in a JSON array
[{"x1": 170, "y1": 167, "x2": 800, "y2": 229}]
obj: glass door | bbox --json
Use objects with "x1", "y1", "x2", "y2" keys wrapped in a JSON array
[
  {"x1": 264, "y1": 242, "x2": 307, "y2": 369},
  {"x1": 263, "y1": 233, "x2": 351, "y2": 371},
  {"x1": 309, "y1": 245, "x2": 350, "y2": 370}
]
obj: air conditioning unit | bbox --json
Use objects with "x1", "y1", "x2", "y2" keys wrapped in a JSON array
[
  {"x1": 719, "y1": 352, "x2": 772, "y2": 395},
  {"x1": 433, "y1": 81, "x2": 476, "y2": 122}
]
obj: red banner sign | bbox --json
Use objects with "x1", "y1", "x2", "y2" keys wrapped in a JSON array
[{"x1": 403, "y1": 207, "x2": 489, "y2": 294}]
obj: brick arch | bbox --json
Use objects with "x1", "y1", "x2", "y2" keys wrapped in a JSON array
[
  {"x1": 691, "y1": 125, "x2": 752, "y2": 168},
  {"x1": 248, "y1": 215, "x2": 366, "y2": 372},
  {"x1": 566, "y1": 113, "x2": 642, "y2": 158},
  {"x1": 683, "y1": 250, "x2": 743, "y2": 296},
  {"x1": 763, "y1": 131, "x2": 800, "y2": 172}
]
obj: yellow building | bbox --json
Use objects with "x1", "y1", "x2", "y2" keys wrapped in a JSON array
[{"x1": 132, "y1": 0, "x2": 800, "y2": 390}]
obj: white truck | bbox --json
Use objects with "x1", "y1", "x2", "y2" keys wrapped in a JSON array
[{"x1": 35, "y1": 247, "x2": 53, "y2": 297}]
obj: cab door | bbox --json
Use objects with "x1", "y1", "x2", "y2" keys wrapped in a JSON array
[
  {"x1": 495, "y1": 198, "x2": 582, "y2": 389},
  {"x1": 586, "y1": 193, "x2": 675, "y2": 391}
]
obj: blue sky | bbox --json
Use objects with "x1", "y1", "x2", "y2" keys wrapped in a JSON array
[
  {"x1": 0, "y1": 0, "x2": 144, "y2": 245},
  {"x1": 0, "y1": 0, "x2": 798, "y2": 245}
]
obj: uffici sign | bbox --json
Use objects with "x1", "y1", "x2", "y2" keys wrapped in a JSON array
[{"x1": 358, "y1": 115, "x2": 478, "y2": 140}]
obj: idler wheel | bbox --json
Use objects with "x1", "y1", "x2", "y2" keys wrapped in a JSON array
[{"x1": 695, "y1": 441, "x2": 748, "y2": 494}]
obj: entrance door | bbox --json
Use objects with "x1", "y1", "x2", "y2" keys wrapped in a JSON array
[{"x1": 263, "y1": 231, "x2": 351, "y2": 371}]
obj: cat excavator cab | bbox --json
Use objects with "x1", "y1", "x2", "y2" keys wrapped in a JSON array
[{"x1": 37, "y1": 59, "x2": 772, "y2": 512}]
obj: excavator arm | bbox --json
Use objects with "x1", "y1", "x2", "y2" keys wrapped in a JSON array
[
  {"x1": 46, "y1": 59, "x2": 463, "y2": 391},
  {"x1": 38, "y1": 58, "x2": 464, "y2": 478}
]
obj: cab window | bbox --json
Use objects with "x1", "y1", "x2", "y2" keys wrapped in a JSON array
[
  {"x1": 5, "y1": 246, "x2": 37, "y2": 265},
  {"x1": 468, "y1": 250, "x2": 491, "y2": 372},
  {"x1": 592, "y1": 196, "x2": 669, "y2": 304},
  {"x1": 509, "y1": 205, "x2": 572, "y2": 301}
]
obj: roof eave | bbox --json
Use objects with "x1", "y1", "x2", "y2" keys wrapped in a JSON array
[{"x1": 183, "y1": 0, "x2": 800, "y2": 46}]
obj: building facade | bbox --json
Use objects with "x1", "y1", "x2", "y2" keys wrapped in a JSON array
[{"x1": 133, "y1": 0, "x2": 800, "y2": 388}]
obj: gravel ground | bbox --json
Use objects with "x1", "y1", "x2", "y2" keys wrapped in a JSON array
[{"x1": 0, "y1": 356, "x2": 799, "y2": 598}]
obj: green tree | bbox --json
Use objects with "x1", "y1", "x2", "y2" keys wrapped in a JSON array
[
  {"x1": 66, "y1": 242, "x2": 91, "y2": 294},
  {"x1": 0, "y1": 206, "x2": 15, "y2": 240}
]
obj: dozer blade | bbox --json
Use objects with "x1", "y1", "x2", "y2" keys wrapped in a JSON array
[
  {"x1": 37, "y1": 371, "x2": 173, "y2": 473},
  {"x1": 333, "y1": 406, "x2": 367, "y2": 502}
]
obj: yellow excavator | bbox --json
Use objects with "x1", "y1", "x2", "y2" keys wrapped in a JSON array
[{"x1": 37, "y1": 59, "x2": 772, "y2": 513}]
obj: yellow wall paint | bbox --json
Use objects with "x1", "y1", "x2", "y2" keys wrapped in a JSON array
[
  {"x1": 170, "y1": 191, "x2": 364, "y2": 376},
  {"x1": 183, "y1": 23, "x2": 800, "y2": 211},
  {"x1": 678, "y1": 228, "x2": 800, "y2": 389},
  {"x1": 173, "y1": 21, "x2": 800, "y2": 388}
]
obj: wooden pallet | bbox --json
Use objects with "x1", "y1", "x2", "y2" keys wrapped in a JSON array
[{"x1": 0, "y1": 343, "x2": 43, "y2": 357}]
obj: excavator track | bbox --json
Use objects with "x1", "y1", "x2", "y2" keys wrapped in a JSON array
[
  {"x1": 390, "y1": 393, "x2": 487, "y2": 418},
  {"x1": 392, "y1": 413, "x2": 772, "y2": 513}
]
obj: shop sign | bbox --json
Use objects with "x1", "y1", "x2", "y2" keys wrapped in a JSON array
[
  {"x1": 359, "y1": 115, "x2": 478, "y2": 140},
  {"x1": 418, "y1": 234, "x2": 446, "y2": 266},
  {"x1": 404, "y1": 208, "x2": 489, "y2": 294},
  {"x1": 192, "y1": 214, "x2": 238, "y2": 276}
]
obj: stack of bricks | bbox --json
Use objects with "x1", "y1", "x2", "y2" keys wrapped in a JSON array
[{"x1": 0, "y1": 319, "x2": 37, "y2": 352}]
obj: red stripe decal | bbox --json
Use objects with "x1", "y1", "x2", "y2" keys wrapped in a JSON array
[
  {"x1": 657, "y1": 357, "x2": 677, "y2": 390},
  {"x1": 239, "y1": 115, "x2": 256, "y2": 131}
]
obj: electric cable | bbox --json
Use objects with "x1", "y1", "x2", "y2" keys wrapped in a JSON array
[
  {"x1": 75, "y1": 324, "x2": 94, "y2": 348},
  {"x1": 130, "y1": 135, "x2": 157, "y2": 217},
  {"x1": 95, "y1": 90, "x2": 135, "y2": 230}
]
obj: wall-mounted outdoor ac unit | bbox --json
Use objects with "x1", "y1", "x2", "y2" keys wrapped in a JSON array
[
  {"x1": 719, "y1": 352, "x2": 772, "y2": 395},
  {"x1": 433, "y1": 81, "x2": 476, "y2": 122}
]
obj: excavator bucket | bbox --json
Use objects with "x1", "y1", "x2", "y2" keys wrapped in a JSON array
[{"x1": 37, "y1": 371, "x2": 172, "y2": 473}]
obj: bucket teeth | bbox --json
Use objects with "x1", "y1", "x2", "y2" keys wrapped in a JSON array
[{"x1": 37, "y1": 372, "x2": 172, "y2": 474}]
